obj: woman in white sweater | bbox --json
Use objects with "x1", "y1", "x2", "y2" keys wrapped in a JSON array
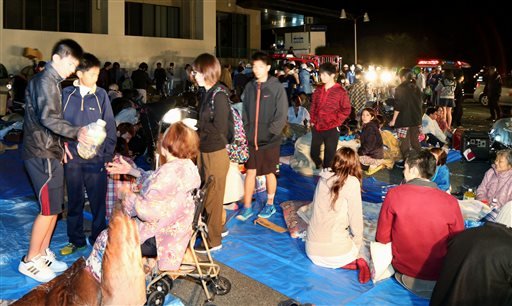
[{"x1": 306, "y1": 147, "x2": 370, "y2": 283}]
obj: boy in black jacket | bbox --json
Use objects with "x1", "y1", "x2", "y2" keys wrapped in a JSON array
[{"x1": 237, "y1": 52, "x2": 288, "y2": 221}]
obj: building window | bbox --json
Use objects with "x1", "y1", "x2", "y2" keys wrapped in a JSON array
[
  {"x1": 125, "y1": 2, "x2": 180, "y2": 38},
  {"x1": 216, "y1": 12, "x2": 248, "y2": 58},
  {"x1": 3, "y1": 0, "x2": 108, "y2": 34}
]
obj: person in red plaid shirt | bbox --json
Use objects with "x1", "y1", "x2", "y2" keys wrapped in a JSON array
[{"x1": 310, "y1": 62, "x2": 352, "y2": 169}]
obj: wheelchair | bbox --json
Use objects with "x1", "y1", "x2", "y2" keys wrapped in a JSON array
[{"x1": 145, "y1": 176, "x2": 232, "y2": 306}]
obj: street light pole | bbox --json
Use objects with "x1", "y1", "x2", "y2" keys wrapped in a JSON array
[
  {"x1": 353, "y1": 19, "x2": 357, "y2": 65},
  {"x1": 340, "y1": 9, "x2": 369, "y2": 65}
]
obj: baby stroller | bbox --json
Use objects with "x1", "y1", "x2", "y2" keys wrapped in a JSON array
[{"x1": 145, "y1": 176, "x2": 232, "y2": 306}]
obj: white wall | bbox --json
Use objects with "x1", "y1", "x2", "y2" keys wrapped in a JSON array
[
  {"x1": 0, "y1": 0, "x2": 216, "y2": 74},
  {"x1": 310, "y1": 31, "x2": 326, "y2": 55}
]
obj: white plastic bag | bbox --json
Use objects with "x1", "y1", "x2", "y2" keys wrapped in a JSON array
[
  {"x1": 370, "y1": 241, "x2": 394, "y2": 283},
  {"x1": 223, "y1": 162, "x2": 244, "y2": 204}
]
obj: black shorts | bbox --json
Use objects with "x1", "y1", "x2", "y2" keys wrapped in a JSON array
[
  {"x1": 25, "y1": 158, "x2": 64, "y2": 216},
  {"x1": 246, "y1": 145, "x2": 280, "y2": 176}
]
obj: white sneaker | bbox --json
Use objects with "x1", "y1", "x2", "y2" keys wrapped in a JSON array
[
  {"x1": 18, "y1": 255, "x2": 56, "y2": 283},
  {"x1": 42, "y1": 248, "x2": 68, "y2": 272}
]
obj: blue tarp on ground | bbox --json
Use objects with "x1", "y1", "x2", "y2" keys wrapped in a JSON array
[
  {"x1": 215, "y1": 165, "x2": 428, "y2": 305},
  {"x1": 0, "y1": 148, "x2": 181, "y2": 304},
  {"x1": 0, "y1": 148, "x2": 33, "y2": 199},
  {"x1": 1, "y1": 147, "x2": 427, "y2": 305}
]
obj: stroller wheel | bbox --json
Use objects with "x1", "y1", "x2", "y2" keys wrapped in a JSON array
[
  {"x1": 151, "y1": 277, "x2": 172, "y2": 295},
  {"x1": 146, "y1": 290, "x2": 166, "y2": 306},
  {"x1": 209, "y1": 276, "x2": 231, "y2": 296}
]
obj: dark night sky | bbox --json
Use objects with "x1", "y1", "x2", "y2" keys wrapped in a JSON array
[{"x1": 293, "y1": 0, "x2": 511, "y2": 73}]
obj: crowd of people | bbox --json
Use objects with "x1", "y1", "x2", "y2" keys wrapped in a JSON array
[{"x1": 14, "y1": 38, "x2": 511, "y2": 304}]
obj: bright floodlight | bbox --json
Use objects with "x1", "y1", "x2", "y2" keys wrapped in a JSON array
[
  {"x1": 381, "y1": 71, "x2": 393, "y2": 84},
  {"x1": 365, "y1": 70, "x2": 377, "y2": 83}
]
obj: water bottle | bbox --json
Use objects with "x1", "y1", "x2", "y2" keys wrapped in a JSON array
[
  {"x1": 77, "y1": 119, "x2": 107, "y2": 159},
  {"x1": 463, "y1": 188, "x2": 475, "y2": 200}
]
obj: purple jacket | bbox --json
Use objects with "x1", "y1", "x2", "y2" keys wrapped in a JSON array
[
  {"x1": 476, "y1": 166, "x2": 512, "y2": 208},
  {"x1": 124, "y1": 159, "x2": 201, "y2": 271}
]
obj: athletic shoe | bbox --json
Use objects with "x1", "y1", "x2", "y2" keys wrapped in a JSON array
[
  {"x1": 223, "y1": 202, "x2": 239, "y2": 210},
  {"x1": 41, "y1": 248, "x2": 68, "y2": 272},
  {"x1": 258, "y1": 204, "x2": 276, "y2": 219},
  {"x1": 60, "y1": 243, "x2": 86, "y2": 256},
  {"x1": 18, "y1": 255, "x2": 56, "y2": 283},
  {"x1": 195, "y1": 244, "x2": 222, "y2": 254},
  {"x1": 236, "y1": 207, "x2": 253, "y2": 221},
  {"x1": 221, "y1": 225, "x2": 229, "y2": 238}
]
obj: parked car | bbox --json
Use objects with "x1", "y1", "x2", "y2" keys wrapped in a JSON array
[{"x1": 473, "y1": 75, "x2": 512, "y2": 113}]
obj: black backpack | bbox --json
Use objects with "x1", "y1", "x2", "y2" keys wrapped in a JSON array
[{"x1": 209, "y1": 86, "x2": 235, "y2": 144}]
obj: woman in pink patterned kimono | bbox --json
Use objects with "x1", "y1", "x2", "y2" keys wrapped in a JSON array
[{"x1": 87, "y1": 122, "x2": 201, "y2": 281}]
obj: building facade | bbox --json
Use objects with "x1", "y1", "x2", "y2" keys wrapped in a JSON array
[{"x1": 0, "y1": 0, "x2": 260, "y2": 75}]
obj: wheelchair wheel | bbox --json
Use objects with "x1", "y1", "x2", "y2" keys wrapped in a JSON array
[
  {"x1": 146, "y1": 290, "x2": 166, "y2": 306},
  {"x1": 209, "y1": 276, "x2": 231, "y2": 296},
  {"x1": 150, "y1": 277, "x2": 172, "y2": 295}
]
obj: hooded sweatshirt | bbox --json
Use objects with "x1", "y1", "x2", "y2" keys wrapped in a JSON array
[
  {"x1": 242, "y1": 76, "x2": 288, "y2": 150},
  {"x1": 476, "y1": 166, "x2": 512, "y2": 208}
]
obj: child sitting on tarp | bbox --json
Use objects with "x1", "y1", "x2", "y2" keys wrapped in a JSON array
[
  {"x1": 430, "y1": 147, "x2": 450, "y2": 192},
  {"x1": 358, "y1": 108, "x2": 384, "y2": 175},
  {"x1": 305, "y1": 147, "x2": 370, "y2": 283},
  {"x1": 286, "y1": 94, "x2": 310, "y2": 141}
]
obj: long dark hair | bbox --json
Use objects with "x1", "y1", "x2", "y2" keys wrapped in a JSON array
[{"x1": 329, "y1": 147, "x2": 362, "y2": 210}]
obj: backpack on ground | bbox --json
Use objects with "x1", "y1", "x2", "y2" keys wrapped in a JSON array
[{"x1": 210, "y1": 87, "x2": 249, "y2": 164}]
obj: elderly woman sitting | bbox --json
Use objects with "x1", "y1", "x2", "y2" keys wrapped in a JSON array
[
  {"x1": 477, "y1": 149, "x2": 512, "y2": 219},
  {"x1": 87, "y1": 121, "x2": 201, "y2": 281}
]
